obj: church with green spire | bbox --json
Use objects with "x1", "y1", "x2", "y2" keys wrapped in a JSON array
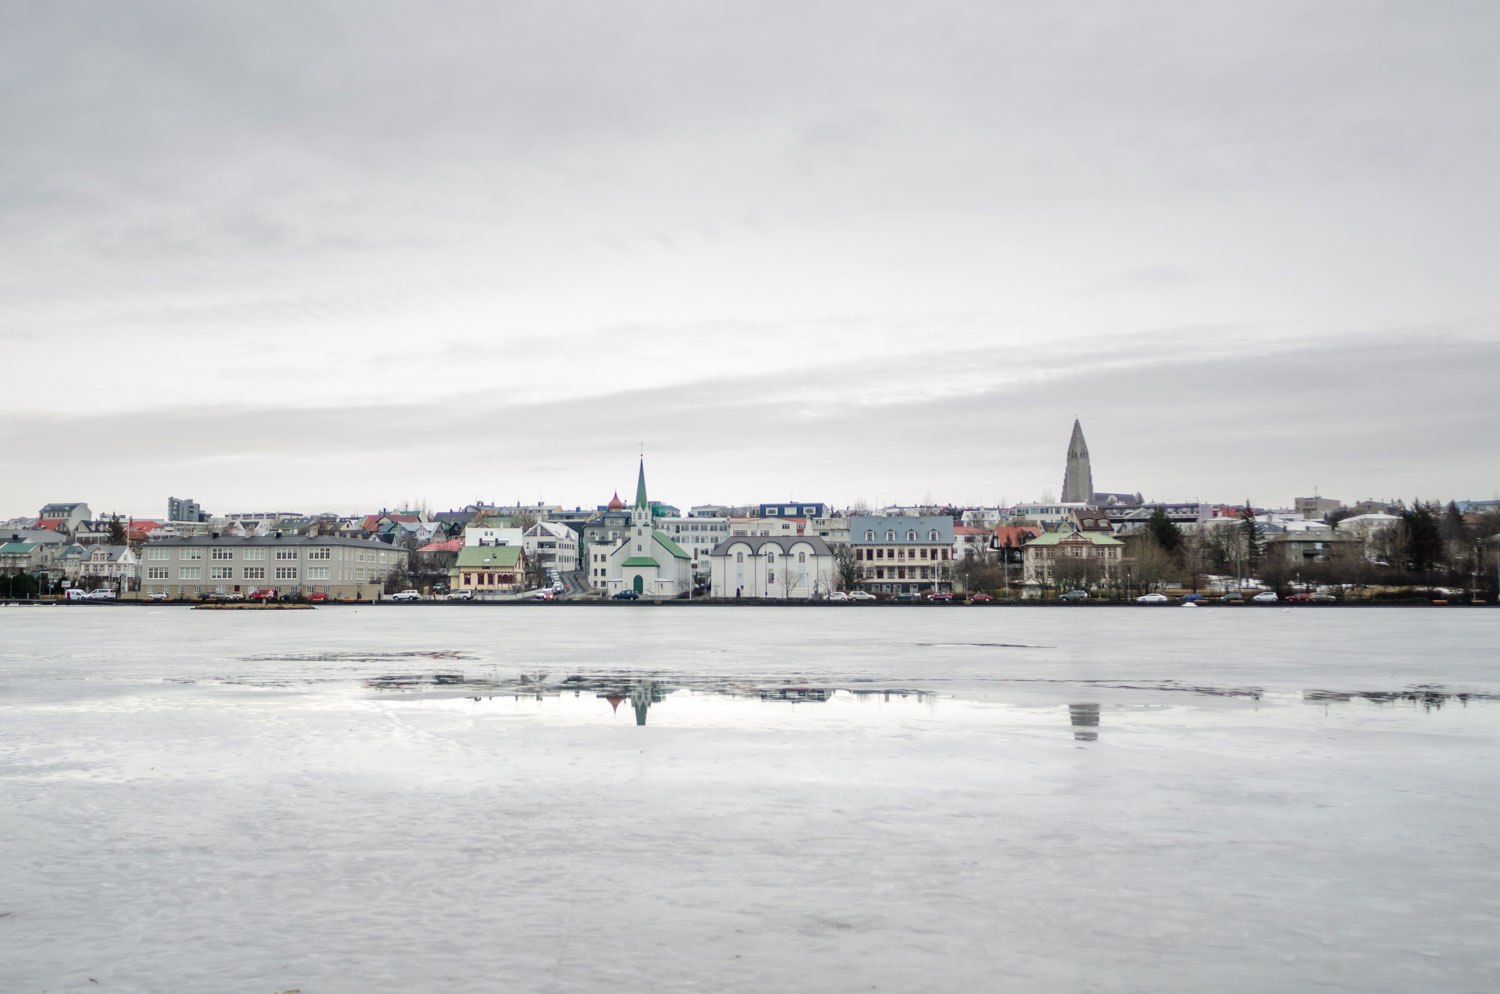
[{"x1": 604, "y1": 458, "x2": 693, "y2": 598}]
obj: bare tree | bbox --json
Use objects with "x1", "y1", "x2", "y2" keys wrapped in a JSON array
[{"x1": 833, "y1": 545, "x2": 861, "y2": 591}]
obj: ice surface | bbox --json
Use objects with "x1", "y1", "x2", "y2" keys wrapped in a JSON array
[{"x1": 2, "y1": 606, "x2": 1498, "y2": 993}]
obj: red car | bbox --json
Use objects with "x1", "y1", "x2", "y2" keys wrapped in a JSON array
[
  {"x1": 249, "y1": 589, "x2": 277, "y2": 601},
  {"x1": 928, "y1": 592, "x2": 954, "y2": 602},
  {"x1": 308, "y1": 592, "x2": 329, "y2": 602},
  {"x1": 969, "y1": 592, "x2": 995, "y2": 603}
]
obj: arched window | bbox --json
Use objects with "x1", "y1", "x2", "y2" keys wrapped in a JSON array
[
  {"x1": 906, "y1": 530, "x2": 916, "y2": 541},
  {"x1": 928, "y1": 529, "x2": 939, "y2": 541},
  {"x1": 766, "y1": 551, "x2": 776, "y2": 565},
  {"x1": 798, "y1": 551, "x2": 806, "y2": 563},
  {"x1": 736, "y1": 551, "x2": 744, "y2": 563},
  {"x1": 885, "y1": 530, "x2": 895, "y2": 541},
  {"x1": 865, "y1": 529, "x2": 874, "y2": 541}
]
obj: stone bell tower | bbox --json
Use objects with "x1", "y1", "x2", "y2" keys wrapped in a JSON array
[{"x1": 1061, "y1": 419, "x2": 1093, "y2": 504}]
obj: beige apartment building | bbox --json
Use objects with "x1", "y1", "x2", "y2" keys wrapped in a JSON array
[{"x1": 139, "y1": 535, "x2": 406, "y2": 599}]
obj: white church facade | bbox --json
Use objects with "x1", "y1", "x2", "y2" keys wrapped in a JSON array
[{"x1": 604, "y1": 460, "x2": 693, "y2": 598}]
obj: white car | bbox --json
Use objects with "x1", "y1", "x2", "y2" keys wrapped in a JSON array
[
  {"x1": 1252, "y1": 590, "x2": 1279, "y2": 603},
  {"x1": 389, "y1": 589, "x2": 421, "y2": 601},
  {"x1": 447, "y1": 590, "x2": 473, "y2": 601},
  {"x1": 1136, "y1": 592, "x2": 1169, "y2": 604},
  {"x1": 86, "y1": 588, "x2": 117, "y2": 600},
  {"x1": 847, "y1": 591, "x2": 877, "y2": 601},
  {"x1": 826, "y1": 591, "x2": 849, "y2": 602}
]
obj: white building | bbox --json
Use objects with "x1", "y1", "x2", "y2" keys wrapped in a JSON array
[
  {"x1": 79, "y1": 545, "x2": 139, "y2": 586},
  {"x1": 464, "y1": 526, "x2": 524, "y2": 547},
  {"x1": 729, "y1": 517, "x2": 803, "y2": 537},
  {"x1": 524, "y1": 521, "x2": 579, "y2": 574},
  {"x1": 709, "y1": 536, "x2": 837, "y2": 599},
  {"x1": 657, "y1": 516, "x2": 729, "y2": 575},
  {"x1": 1009, "y1": 502, "x2": 1092, "y2": 528}
]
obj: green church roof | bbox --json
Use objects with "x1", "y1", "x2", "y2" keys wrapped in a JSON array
[{"x1": 652, "y1": 531, "x2": 691, "y2": 559}]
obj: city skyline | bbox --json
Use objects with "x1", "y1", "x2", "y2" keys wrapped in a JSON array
[{"x1": 2, "y1": 3, "x2": 1497, "y2": 512}]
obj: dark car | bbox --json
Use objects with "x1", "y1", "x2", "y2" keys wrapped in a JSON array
[
  {"x1": 1059, "y1": 589, "x2": 1089, "y2": 601},
  {"x1": 893, "y1": 592, "x2": 922, "y2": 602},
  {"x1": 612, "y1": 590, "x2": 640, "y2": 600},
  {"x1": 1177, "y1": 593, "x2": 1204, "y2": 603}
]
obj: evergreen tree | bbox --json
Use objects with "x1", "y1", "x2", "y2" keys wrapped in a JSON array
[
  {"x1": 1397, "y1": 501, "x2": 1444, "y2": 573},
  {"x1": 1145, "y1": 508, "x2": 1184, "y2": 557},
  {"x1": 1238, "y1": 503, "x2": 1262, "y2": 569},
  {"x1": 107, "y1": 515, "x2": 126, "y2": 545}
]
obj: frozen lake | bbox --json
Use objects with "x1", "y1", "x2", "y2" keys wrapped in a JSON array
[{"x1": 3, "y1": 605, "x2": 1498, "y2": 993}]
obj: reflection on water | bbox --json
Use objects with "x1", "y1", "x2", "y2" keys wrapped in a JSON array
[
  {"x1": 1303, "y1": 685, "x2": 1497, "y2": 709},
  {"x1": 1069, "y1": 703, "x2": 1101, "y2": 741},
  {"x1": 353, "y1": 668, "x2": 1498, "y2": 736},
  {"x1": 365, "y1": 670, "x2": 933, "y2": 726}
]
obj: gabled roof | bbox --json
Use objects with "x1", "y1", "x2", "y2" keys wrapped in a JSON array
[
  {"x1": 1024, "y1": 527, "x2": 1122, "y2": 547},
  {"x1": 991, "y1": 525, "x2": 1040, "y2": 546},
  {"x1": 416, "y1": 538, "x2": 463, "y2": 554},
  {"x1": 34, "y1": 519, "x2": 64, "y2": 531},
  {"x1": 0, "y1": 541, "x2": 38, "y2": 555},
  {"x1": 652, "y1": 531, "x2": 690, "y2": 559}
]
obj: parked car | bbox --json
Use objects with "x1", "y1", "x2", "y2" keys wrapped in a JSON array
[
  {"x1": 612, "y1": 590, "x2": 640, "y2": 600},
  {"x1": 1252, "y1": 590, "x2": 1279, "y2": 603},
  {"x1": 1136, "y1": 592, "x2": 1169, "y2": 604},
  {"x1": 308, "y1": 592, "x2": 329, "y2": 602},
  {"x1": 1177, "y1": 592, "x2": 1204, "y2": 603},
  {"x1": 826, "y1": 591, "x2": 849, "y2": 602},
  {"x1": 893, "y1": 592, "x2": 922, "y2": 602},
  {"x1": 969, "y1": 592, "x2": 995, "y2": 603},
  {"x1": 928, "y1": 591, "x2": 954, "y2": 602},
  {"x1": 532, "y1": 589, "x2": 555, "y2": 601},
  {"x1": 447, "y1": 589, "x2": 473, "y2": 601},
  {"x1": 64, "y1": 588, "x2": 88, "y2": 600},
  {"x1": 1059, "y1": 589, "x2": 1089, "y2": 601},
  {"x1": 145, "y1": 591, "x2": 170, "y2": 601},
  {"x1": 847, "y1": 591, "x2": 876, "y2": 601},
  {"x1": 87, "y1": 588, "x2": 118, "y2": 600},
  {"x1": 249, "y1": 589, "x2": 278, "y2": 601},
  {"x1": 390, "y1": 589, "x2": 421, "y2": 601}
]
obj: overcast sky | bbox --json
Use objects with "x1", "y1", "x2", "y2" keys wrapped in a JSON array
[{"x1": 3, "y1": 1, "x2": 1497, "y2": 518}]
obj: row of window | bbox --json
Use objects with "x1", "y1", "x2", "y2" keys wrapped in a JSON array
[
  {"x1": 862, "y1": 566, "x2": 948, "y2": 580},
  {"x1": 147, "y1": 566, "x2": 344, "y2": 581},
  {"x1": 860, "y1": 529, "x2": 944, "y2": 543},
  {"x1": 857, "y1": 547, "x2": 950, "y2": 561},
  {"x1": 145, "y1": 547, "x2": 356, "y2": 561},
  {"x1": 731, "y1": 550, "x2": 809, "y2": 564}
]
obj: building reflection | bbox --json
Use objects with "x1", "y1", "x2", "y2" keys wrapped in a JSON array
[
  {"x1": 364, "y1": 669, "x2": 934, "y2": 725},
  {"x1": 1068, "y1": 703, "x2": 1100, "y2": 741},
  {"x1": 1303, "y1": 687, "x2": 1492, "y2": 710}
]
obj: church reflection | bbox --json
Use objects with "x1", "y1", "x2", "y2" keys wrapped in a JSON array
[{"x1": 1068, "y1": 703, "x2": 1100, "y2": 741}]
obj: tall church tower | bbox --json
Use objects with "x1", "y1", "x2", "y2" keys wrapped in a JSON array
[
  {"x1": 1061, "y1": 419, "x2": 1094, "y2": 504},
  {"x1": 632, "y1": 458, "x2": 652, "y2": 530}
]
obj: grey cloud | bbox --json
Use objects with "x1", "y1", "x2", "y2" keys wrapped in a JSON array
[{"x1": 6, "y1": 333, "x2": 1495, "y2": 513}]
